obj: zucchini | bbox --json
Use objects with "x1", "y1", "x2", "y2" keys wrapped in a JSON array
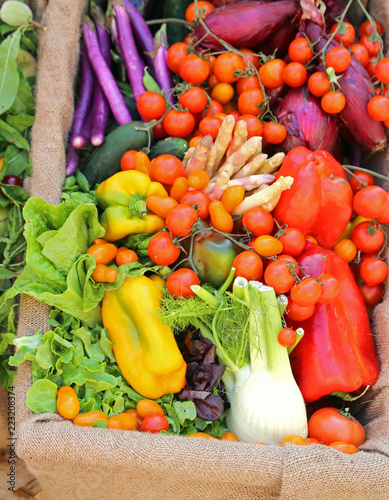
[
  {"x1": 149, "y1": 137, "x2": 189, "y2": 160},
  {"x1": 80, "y1": 121, "x2": 151, "y2": 187}
]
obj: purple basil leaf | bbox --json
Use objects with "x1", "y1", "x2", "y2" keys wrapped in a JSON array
[
  {"x1": 203, "y1": 345, "x2": 216, "y2": 364},
  {"x1": 193, "y1": 394, "x2": 224, "y2": 421},
  {"x1": 181, "y1": 389, "x2": 210, "y2": 400}
]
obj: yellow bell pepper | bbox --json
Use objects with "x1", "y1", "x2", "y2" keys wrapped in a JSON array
[
  {"x1": 102, "y1": 275, "x2": 186, "y2": 399},
  {"x1": 96, "y1": 170, "x2": 168, "y2": 242}
]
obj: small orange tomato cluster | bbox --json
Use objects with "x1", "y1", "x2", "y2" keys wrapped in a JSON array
[
  {"x1": 86, "y1": 238, "x2": 138, "y2": 283},
  {"x1": 187, "y1": 431, "x2": 239, "y2": 441},
  {"x1": 57, "y1": 386, "x2": 169, "y2": 433},
  {"x1": 280, "y1": 435, "x2": 358, "y2": 454}
]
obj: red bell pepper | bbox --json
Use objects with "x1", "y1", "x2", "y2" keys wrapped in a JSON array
[
  {"x1": 273, "y1": 146, "x2": 353, "y2": 249},
  {"x1": 286, "y1": 242, "x2": 380, "y2": 403}
]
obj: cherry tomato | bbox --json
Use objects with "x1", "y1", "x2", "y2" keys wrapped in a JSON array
[
  {"x1": 204, "y1": 99, "x2": 225, "y2": 117},
  {"x1": 288, "y1": 37, "x2": 313, "y2": 64},
  {"x1": 277, "y1": 328, "x2": 297, "y2": 348},
  {"x1": 73, "y1": 410, "x2": 108, "y2": 427},
  {"x1": 307, "y1": 72, "x2": 331, "y2": 97},
  {"x1": 254, "y1": 235, "x2": 283, "y2": 257},
  {"x1": 146, "y1": 195, "x2": 178, "y2": 219},
  {"x1": 290, "y1": 278, "x2": 321, "y2": 307},
  {"x1": 199, "y1": 116, "x2": 222, "y2": 140},
  {"x1": 140, "y1": 413, "x2": 169, "y2": 433},
  {"x1": 150, "y1": 154, "x2": 185, "y2": 185},
  {"x1": 242, "y1": 207, "x2": 274, "y2": 237},
  {"x1": 353, "y1": 185, "x2": 388, "y2": 218},
  {"x1": 148, "y1": 232, "x2": 181, "y2": 265},
  {"x1": 278, "y1": 227, "x2": 305, "y2": 257},
  {"x1": 166, "y1": 204, "x2": 199, "y2": 237},
  {"x1": 237, "y1": 114, "x2": 263, "y2": 139},
  {"x1": 348, "y1": 170, "x2": 375, "y2": 194},
  {"x1": 359, "y1": 282, "x2": 384, "y2": 306},
  {"x1": 236, "y1": 76, "x2": 261, "y2": 95},
  {"x1": 285, "y1": 297, "x2": 315, "y2": 321},
  {"x1": 167, "y1": 42, "x2": 188, "y2": 74},
  {"x1": 1, "y1": 175, "x2": 22, "y2": 197},
  {"x1": 317, "y1": 273, "x2": 340, "y2": 305},
  {"x1": 283, "y1": 62, "x2": 307, "y2": 88},
  {"x1": 326, "y1": 46, "x2": 351, "y2": 73},
  {"x1": 304, "y1": 438, "x2": 320, "y2": 445},
  {"x1": 333, "y1": 239, "x2": 357, "y2": 263},
  {"x1": 108, "y1": 413, "x2": 138, "y2": 430},
  {"x1": 376, "y1": 194, "x2": 389, "y2": 223},
  {"x1": 281, "y1": 435, "x2": 305, "y2": 446},
  {"x1": 360, "y1": 258, "x2": 388, "y2": 286},
  {"x1": 188, "y1": 170, "x2": 210, "y2": 190},
  {"x1": 360, "y1": 35, "x2": 381, "y2": 57},
  {"x1": 179, "y1": 54, "x2": 210, "y2": 85},
  {"x1": 352, "y1": 221, "x2": 385, "y2": 253},
  {"x1": 277, "y1": 254, "x2": 300, "y2": 277},
  {"x1": 264, "y1": 260, "x2": 295, "y2": 294},
  {"x1": 262, "y1": 122, "x2": 287, "y2": 144},
  {"x1": 170, "y1": 177, "x2": 189, "y2": 202},
  {"x1": 189, "y1": 136, "x2": 203, "y2": 148},
  {"x1": 208, "y1": 74, "x2": 220, "y2": 88},
  {"x1": 153, "y1": 121, "x2": 167, "y2": 139},
  {"x1": 213, "y1": 52, "x2": 245, "y2": 83},
  {"x1": 179, "y1": 86, "x2": 208, "y2": 114},
  {"x1": 209, "y1": 200, "x2": 234, "y2": 233},
  {"x1": 185, "y1": 1, "x2": 215, "y2": 22},
  {"x1": 367, "y1": 95, "x2": 389, "y2": 122},
  {"x1": 120, "y1": 150, "x2": 137, "y2": 171},
  {"x1": 211, "y1": 82, "x2": 234, "y2": 104},
  {"x1": 167, "y1": 268, "x2": 200, "y2": 299},
  {"x1": 308, "y1": 407, "x2": 366, "y2": 447},
  {"x1": 137, "y1": 91, "x2": 166, "y2": 120},
  {"x1": 86, "y1": 243, "x2": 117, "y2": 265},
  {"x1": 321, "y1": 92, "x2": 346, "y2": 114},
  {"x1": 259, "y1": 59, "x2": 286, "y2": 89},
  {"x1": 91, "y1": 264, "x2": 118, "y2": 283},
  {"x1": 136, "y1": 399, "x2": 165, "y2": 418},
  {"x1": 358, "y1": 20, "x2": 384, "y2": 38},
  {"x1": 232, "y1": 251, "x2": 263, "y2": 281},
  {"x1": 124, "y1": 408, "x2": 143, "y2": 429},
  {"x1": 240, "y1": 48, "x2": 260, "y2": 70},
  {"x1": 220, "y1": 432, "x2": 239, "y2": 441},
  {"x1": 238, "y1": 88, "x2": 264, "y2": 115},
  {"x1": 115, "y1": 247, "x2": 139, "y2": 266},
  {"x1": 330, "y1": 22, "x2": 355, "y2": 47},
  {"x1": 367, "y1": 60, "x2": 378, "y2": 81},
  {"x1": 350, "y1": 43, "x2": 370, "y2": 67},
  {"x1": 91, "y1": 238, "x2": 108, "y2": 245},
  {"x1": 180, "y1": 189, "x2": 211, "y2": 220},
  {"x1": 221, "y1": 185, "x2": 245, "y2": 213},
  {"x1": 57, "y1": 386, "x2": 80, "y2": 420},
  {"x1": 163, "y1": 110, "x2": 195, "y2": 138},
  {"x1": 329, "y1": 442, "x2": 358, "y2": 454},
  {"x1": 188, "y1": 432, "x2": 217, "y2": 439}
]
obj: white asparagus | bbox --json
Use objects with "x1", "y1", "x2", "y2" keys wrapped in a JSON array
[
  {"x1": 247, "y1": 136, "x2": 263, "y2": 163},
  {"x1": 231, "y1": 176, "x2": 294, "y2": 215},
  {"x1": 228, "y1": 174, "x2": 275, "y2": 191},
  {"x1": 185, "y1": 135, "x2": 213, "y2": 175},
  {"x1": 262, "y1": 192, "x2": 281, "y2": 212},
  {"x1": 212, "y1": 136, "x2": 262, "y2": 181},
  {"x1": 182, "y1": 147, "x2": 196, "y2": 168},
  {"x1": 227, "y1": 120, "x2": 247, "y2": 157},
  {"x1": 232, "y1": 153, "x2": 268, "y2": 179},
  {"x1": 257, "y1": 152, "x2": 285, "y2": 174},
  {"x1": 204, "y1": 115, "x2": 235, "y2": 176},
  {"x1": 208, "y1": 170, "x2": 231, "y2": 201}
]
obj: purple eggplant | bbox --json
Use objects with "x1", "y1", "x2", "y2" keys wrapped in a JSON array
[
  {"x1": 153, "y1": 24, "x2": 175, "y2": 105},
  {"x1": 276, "y1": 85, "x2": 340, "y2": 155},
  {"x1": 83, "y1": 18, "x2": 132, "y2": 126},
  {"x1": 66, "y1": 144, "x2": 80, "y2": 176}
]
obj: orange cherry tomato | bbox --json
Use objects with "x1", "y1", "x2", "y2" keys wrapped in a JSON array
[
  {"x1": 213, "y1": 52, "x2": 245, "y2": 83},
  {"x1": 262, "y1": 122, "x2": 287, "y2": 144},
  {"x1": 146, "y1": 195, "x2": 178, "y2": 218},
  {"x1": 209, "y1": 200, "x2": 234, "y2": 233},
  {"x1": 115, "y1": 247, "x2": 139, "y2": 266},
  {"x1": 91, "y1": 264, "x2": 118, "y2": 283},
  {"x1": 211, "y1": 82, "x2": 235, "y2": 105},
  {"x1": 236, "y1": 76, "x2": 261, "y2": 96},
  {"x1": 134, "y1": 151, "x2": 152, "y2": 177},
  {"x1": 91, "y1": 238, "x2": 108, "y2": 245},
  {"x1": 317, "y1": 273, "x2": 340, "y2": 305},
  {"x1": 285, "y1": 298, "x2": 315, "y2": 321},
  {"x1": 120, "y1": 150, "x2": 137, "y2": 171},
  {"x1": 187, "y1": 170, "x2": 211, "y2": 190},
  {"x1": 136, "y1": 399, "x2": 165, "y2": 419},
  {"x1": 304, "y1": 438, "x2": 320, "y2": 445},
  {"x1": 221, "y1": 185, "x2": 245, "y2": 213},
  {"x1": 329, "y1": 442, "x2": 358, "y2": 454},
  {"x1": 232, "y1": 251, "x2": 263, "y2": 281},
  {"x1": 107, "y1": 413, "x2": 138, "y2": 430},
  {"x1": 281, "y1": 435, "x2": 305, "y2": 446},
  {"x1": 283, "y1": 62, "x2": 308, "y2": 88},
  {"x1": 86, "y1": 243, "x2": 118, "y2": 265},
  {"x1": 187, "y1": 432, "x2": 218, "y2": 439},
  {"x1": 264, "y1": 260, "x2": 295, "y2": 294},
  {"x1": 259, "y1": 59, "x2": 286, "y2": 89},
  {"x1": 220, "y1": 432, "x2": 239, "y2": 442},
  {"x1": 254, "y1": 235, "x2": 283, "y2": 257},
  {"x1": 57, "y1": 386, "x2": 80, "y2": 420},
  {"x1": 185, "y1": 1, "x2": 215, "y2": 22},
  {"x1": 167, "y1": 42, "x2": 188, "y2": 74},
  {"x1": 240, "y1": 48, "x2": 260, "y2": 70},
  {"x1": 290, "y1": 278, "x2": 322, "y2": 307},
  {"x1": 189, "y1": 136, "x2": 203, "y2": 148},
  {"x1": 170, "y1": 176, "x2": 189, "y2": 202},
  {"x1": 238, "y1": 88, "x2": 264, "y2": 115},
  {"x1": 333, "y1": 239, "x2": 357, "y2": 263},
  {"x1": 124, "y1": 408, "x2": 143, "y2": 429},
  {"x1": 73, "y1": 411, "x2": 108, "y2": 427},
  {"x1": 277, "y1": 328, "x2": 297, "y2": 348}
]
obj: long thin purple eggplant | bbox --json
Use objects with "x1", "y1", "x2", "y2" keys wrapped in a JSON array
[
  {"x1": 66, "y1": 144, "x2": 80, "y2": 176},
  {"x1": 122, "y1": 0, "x2": 155, "y2": 70},
  {"x1": 83, "y1": 18, "x2": 132, "y2": 125},
  {"x1": 154, "y1": 24, "x2": 175, "y2": 105},
  {"x1": 69, "y1": 41, "x2": 94, "y2": 146},
  {"x1": 114, "y1": 2, "x2": 146, "y2": 102},
  {"x1": 72, "y1": 109, "x2": 93, "y2": 149}
]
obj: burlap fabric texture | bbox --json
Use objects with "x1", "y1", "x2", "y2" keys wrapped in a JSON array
[{"x1": 11, "y1": 0, "x2": 389, "y2": 498}]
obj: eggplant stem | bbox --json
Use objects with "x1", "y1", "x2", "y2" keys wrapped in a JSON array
[{"x1": 146, "y1": 18, "x2": 193, "y2": 28}]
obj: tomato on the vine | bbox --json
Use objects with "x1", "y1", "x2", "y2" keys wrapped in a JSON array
[
  {"x1": 148, "y1": 232, "x2": 181, "y2": 265},
  {"x1": 277, "y1": 328, "x2": 297, "y2": 348},
  {"x1": 240, "y1": 48, "x2": 260, "y2": 70},
  {"x1": 237, "y1": 88, "x2": 264, "y2": 115},
  {"x1": 163, "y1": 109, "x2": 195, "y2": 138},
  {"x1": 167, "y1": 42, "x2": 188, "y2": 74},
  {"x1": 178, "y1": 87, "x2": 208, "y2": 114},
  {"x1": 278, "y1": 227, "x2": 306, "y2": 257},
  {"x1": 232, "y1": 251, "x2": 263, "y2": 281},
  {"x1": 358, "y1": 20, "x2": 384, "y2": 38},
  {"x1": 213, "y1": 52, "x2": 245, "y2": 83},
  {"x1": 367, "y1": 95, "x2": 389, "y2": 122},
  {"x1": 136, "y1": 91, "x2": 166, "y2": 120},
  {"x1": 237, "y1": 114, "x2": 263, "y2": 138},
  {"x1": 325, "y1": 46, "x2": 351, "y2": 73},
  {"x1": 360, "y1": 258, "x2": 388, "y2": 286},
  {"x1": 348, "y1": 170, "x2": 375, "y2": 194},
  {"x1": 285, "y1": 298, "x2": 315, "y2": 321},
  {"x1": 262, "y1": 122, "x2": 287, "y2": 144},
  {"x1": 199, "y1": 116, "x2": 223, "y2": 140},
  {"x1": 307, "y1": 72, "x2": 331, "y2": 98},
  {"x1": 179, "y1": 54, "x2": 210, "y2": 85},
  {"x1": 140, "y1": 414, "x2": 169, "y2": 433},
  {"x1": 204, "y1": 99, "x2": 225, "y2": 116},
  {"x1": 167, "y1": 268, "x2": 200, "y2": 299},
  {"x1": 185, "y1": 1, "x2": 215, "y2": 22},
  {"x1": 242, "y1": 206, "x2": 274, "y2": 237},
  {"x1": 180, "y1": 189, "x2": 211, "y2": 220},
  {"x1": 317, "y1": 273, "x2": 340, "y2": 305},
  {"x1": 360, "y1": 35, "x2": 381, "y2": 57},
  {"x1": 236, "y1": 76, "x2": 261, "y2": 95},
  {"x1": 353, "y1": 185, "x2": 388, "y2": 218},
  {"x1": 283, "y1": 62, "x2": 308, "y2": 88},
  {"x1": 166, "y1": 204, "x2": 199, "y2": 237},
  {"x1": 259, "y1": 59, "x2": 286, "y2": 89},
  {"x1": 321, "y1": 92, "x2": 346, "y2": 114},
  {"x1": 330, "y1": 22, "x2": 355, "y2": 47},
  {"x1": 150, "y1": 154, "x2": 185, "y2": 185},
  {"x1": 352, "y1": 221, "x2": 385, "y2": 253},
  {"x1": 350, "y1": 43, "x2": 370, "y2": 67},
  {"x1": 288, "y1": 38, "x2": 313, "y2": 64},
  {"x1": 264, "y1": 260, "x2": 295, "y2": 294},
  {"x1": 290, "y1": 278, "x2": 322, "y2": 307}
]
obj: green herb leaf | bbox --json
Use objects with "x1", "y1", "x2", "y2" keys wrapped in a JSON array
[
  {"x1": 9, "y1": 68, "x2": 34, "y2": 115},
  {"x1": 0, "y1": 29, "x2": 21, "y2": 114},
  {"x1": 26, "y1": 379, "x2": 58, "y2": 413},
  {"x1": 0, "y1": 118, "x2": 29, "y2": 150},
  {"x1": 6, "y1": 113, "x2": 34, "y2": 132}
]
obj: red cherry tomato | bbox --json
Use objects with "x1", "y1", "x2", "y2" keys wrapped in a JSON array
[
  {"x1": 140, "y1": 413, "x2": 169, "y2": 433},
  {"x1": 167, "y1": 268, "x2": 200, "y2": 298},
  {"x1": 148, "y1": 232, "x2": 181, "y2": 266},
  {"x1": 317, "y1": 273, "x2": 340, "y2": 305},
  {"x1": 348, "y1": 170, "x2": 375, "y2": 194},
  {"x1": 180, "y1": 189, "x2": 211, "y2": 220},
  {"x1": 179, "y1": 87, "x2": 208, "y2": 114},
  {"x1": 352, "y1": 221, "x2": 385, "y2": 253},
  {"x1": 166, "y1": 204, "x2": 199, "y2": 237},
  {"x1": 353, "y1": 185, "x2": 388, "y2": 219},
  {"x1": 360, "y1": 258, "x2": 388, "y2": 286},
  {"x1": 277, "y1": 328, "x2": 297, "y2": 348},
  {"x1": 167, "y1": 42, "x2": 188, "y2": 74},
  {"x1": 278, "y1": 228, "x2": 306, "y2": 257},
  {"x1": 285, "y1": 298, "x2": 315, "y2": 322},
  {"x1": 359, "y1": 282, "x2": 384, "y2": 306},
  {"x1": 242, "y1": 207, "x2": 274, "y2": 237},
  {"x1": 136, "y1": 91, "x2": 166, "y2": 120},
  {"x1": 232, "y1": 251, "x2": 263, "y2": 281},
  {"x1": 150, "y1": 154, "x2": 185, "y2": 185},
  {"x1": 179, "y1": 54, "x2": 210, "y2": 85},
  {"x1": 330, "y1": 22, "x2": 355, "y2": 47},
  {"x1": 288, "y1": 38, "x2": 313, "y2": 64},
  {"x1": 290, "y1": 278, "x2": 322, "y2": 307},
  {"x1": 264, "y1": 260, "x2": 295, "y2": 294}
]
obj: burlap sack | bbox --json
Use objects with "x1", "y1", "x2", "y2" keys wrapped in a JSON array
[{"x1": 12, "y1": 1, "x2": 389, "y2": 499}]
